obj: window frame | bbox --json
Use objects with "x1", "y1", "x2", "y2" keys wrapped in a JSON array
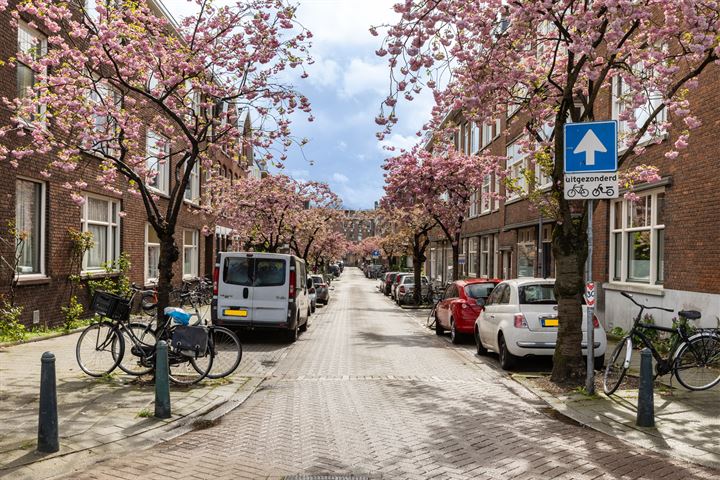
[
  {"x1": 17, "y1": 21, "x2": 48, "y2": 124},
  {"x1": 146, "y1": 131, "x2": 170, "y2": 195},
  {"x1": 183, "y1": 160, "x2": 200, "y2": 205},
  {"x1": 182, "y1": 229, "x2": 199, "y2": 279},
  {"x1": 144, "y1": 223, "x2": 161, "y2": 284},
  {"x1": 81, "y1": 193, "x2": 121, "y2": 274},
  {"x1": 611, "y1": 75, "x2": 667, "y2": 151},
  {"x1": 14, "y1": 177, "x2": 46, "y2": 278},
  {"x1": 609, "y1": 188, "x2": 665, "y2": 286},
  {"x1": 506, "y1": 137, "x2": 528, "y2": 201}
]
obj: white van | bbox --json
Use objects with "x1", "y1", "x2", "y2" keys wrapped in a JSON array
[{"x1": 211, "y1": 252, "x2": 311, "y2": 342}]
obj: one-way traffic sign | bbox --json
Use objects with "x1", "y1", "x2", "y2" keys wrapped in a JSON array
[{"x1": 564, "y1": 121, "x2": 618, "y2": 173}]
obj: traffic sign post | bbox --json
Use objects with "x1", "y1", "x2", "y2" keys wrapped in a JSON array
[{"x1": 584, "y1": 282, "x2": 596, "y2": 395}]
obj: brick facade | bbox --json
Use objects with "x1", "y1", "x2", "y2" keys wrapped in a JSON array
[
  {"x1": 0, "y1": 2, "x2": 249, "y2": 328},
  {"x1": 425, "y1": 65, "x2": 720, "y2": 330}
]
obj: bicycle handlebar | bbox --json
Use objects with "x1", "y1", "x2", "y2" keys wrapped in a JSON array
[{"x1": 621, "y1": 291, "x2": 673, "y2": 313}]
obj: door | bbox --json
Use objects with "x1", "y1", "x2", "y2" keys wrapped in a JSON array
[
  {"x1": 479, "y1": 283, "x2": 508, "y2": 350},
  {"x1": 297, "y1": 259, "x2": 309, "y2": 322},
  {"x1": 217, "y1": 254, "x2": 254, "y2": 322},
  {"x1": 252, "y1": 256, "x2": 289, "y2": 325},
  {"x1": 502, "y1": 251, "x2": 512, "y2": 279}
]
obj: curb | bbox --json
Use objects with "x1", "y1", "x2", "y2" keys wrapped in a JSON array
[
  {"x1": 512, "y1": 375, "x2": 720, "y2": 471},
  {"x1": 0, "y1": 327, "x2": 86, "y2": 348}
]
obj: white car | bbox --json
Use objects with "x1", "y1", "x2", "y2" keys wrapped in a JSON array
[{"x1": 474, "y1": 278, "x2": 606, "y2": 370}]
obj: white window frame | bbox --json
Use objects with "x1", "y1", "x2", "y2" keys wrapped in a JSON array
[
  {"x1": 611, "y1": 75, "x2": 667, "y2": 151},
  {"x1": 182, "y1": 229, "x2": 199, "y2": 279},
  {"x1": 89, "y1": 81, "x2": 121, "y2": 157},
  {"x1": 468, "y1": 237, "x2": 478, "y2": 277},
  {"x1": 492, "y1": 233, "x2": 500, "y2": 278},
  {"x1": 145, "y1": 223, "x2": 160, "y2": 284},
  {"x1": 81, "y1": 193, "x2": 121, "y2": 273},
  {"x1": 184, "y1": 161, "x2": 200, "y2": 204},
  {"x1": 15, "y1": 177, "x2": 46, "y2": 278},
  {"x1": 146, "y1": 131, "x2": 170, "y2": 194},
  {"x1": 469, "y1": 191, "x2": 478, "y2": 218},
  {"x1": 481, "y1": 175, "x2": 492, "y2": 214},
  {"x1": 482, "y1": 122, "x2": 493, "y2": 149},
  {"x1": 506, "y1": 138, "x2": 528, "y2": 200},
  {"x1": 517, "y1": 228, "x2": 536, "y2": 277},
  {"x1": 480, "y1": 235, "x2": 492, "y2": 278},
  {"x1": 17, "y1": 22, "x2": 48, "y2": 124},
  {"x1": 609, "y1": 189, "x2": 665, "y2": 287}
]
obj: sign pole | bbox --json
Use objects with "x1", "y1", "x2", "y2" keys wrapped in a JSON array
[{"x1": 585, "y1": 201, "x2": 595, "y2": 395}]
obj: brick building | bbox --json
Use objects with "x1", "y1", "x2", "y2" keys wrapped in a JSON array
[
  {"x1": 425, "y1": 66, "x2": 720, "y2": 331},
  {"x1": 340, "y1": 209, "x2": 376, "y2": 243},
  {"x1": 0, "y1": 0, "x2": 253, "y2": 328}
]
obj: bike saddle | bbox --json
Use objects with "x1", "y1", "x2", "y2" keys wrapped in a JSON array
[{"x1": 678, "y1": 310, "x2": 701, "y2": 320}]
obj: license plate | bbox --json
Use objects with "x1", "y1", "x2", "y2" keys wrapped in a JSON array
[
  {"x1": 542, "y1": 318, "x2": 559, "y2": 327},
  {"x1": 225, "y1": 309, "x2": 247, "y2": 317}
]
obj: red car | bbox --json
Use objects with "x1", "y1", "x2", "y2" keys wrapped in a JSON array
[{"x1": 435, "y1": 279, "x2": 502, "y2": 344}]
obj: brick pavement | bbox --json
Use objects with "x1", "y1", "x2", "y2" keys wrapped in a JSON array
[{"x1": 39, "y1": 268, "x2": 720, "y2": 479}]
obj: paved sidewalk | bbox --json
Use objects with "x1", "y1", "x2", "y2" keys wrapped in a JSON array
[{"x1": 0, "y1": 321, "x2": 293, "y2": 479}]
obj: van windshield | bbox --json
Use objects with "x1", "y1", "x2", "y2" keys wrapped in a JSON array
[{"x1": 254, "y1": 259, "x2": 286, "y2": 286}]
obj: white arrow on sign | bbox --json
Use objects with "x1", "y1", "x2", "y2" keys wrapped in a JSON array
[{"x1": 573, "y1": 129, "x2": 607, "y2": 166}]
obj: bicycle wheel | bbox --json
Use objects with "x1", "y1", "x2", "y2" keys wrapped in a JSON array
[
  {"x1": 76, "y1": 322, "x2": 122, "y2": 377},
  {"x1": 603, "y1": 336, "x2": 632, "y2": 395},
  {"x1": 426, "y1": 302, "x2": 439, "y2": 328},
  {"x1": 206, "y1": 327, "x2": 243, "y2": 379},
  {"x1": 168, "y1": 347, "x2": 213, "y2": 385},
  {"x1": 674, "y1": 333, "x2": 720, "y2": 391},
  {"x1": 116, "y1": 323, "x2": 156, "y2": 376}
]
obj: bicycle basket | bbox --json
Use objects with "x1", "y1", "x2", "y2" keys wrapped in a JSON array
[
  {"x1": 90, "y1": 291, "x2": 131, "y2": 321},
  {"x1": 170, "y1": 326, "x2": 209, "y2": 358}
]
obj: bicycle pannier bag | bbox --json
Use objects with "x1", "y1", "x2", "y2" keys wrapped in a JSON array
[{"x1": 170, "y1": 326, "x2": 209, "y2": 358}]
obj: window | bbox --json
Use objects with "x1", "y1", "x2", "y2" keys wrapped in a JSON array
[
  {"x1": 481, "y1": 175, "x2": 492, "y2": 214},
  {"x1": 517, "y1": 228, "x2": 536, "y2": 277},
  {"x1": 255, "y1": 259, "x2": 286, "y2": 286},
  {"x1": 145, "y1": 224, "x2": 160, "y2": 284},
  {"x1": 182, "y1": 229, "x2": 198, "y2": 278},
  {"x1": 506, "y1": 138, "x2": 528, "y2": 200},
  {"x1": 480, "y1": 235, "x2": 493, "y2": 277},
  {"x1": 81, "y1": 195, "x2": 120, "y2": 272},
  {"x1": 146, "y1": 131, "x2": 169, "y2": 194},
  {"x1": 611, "y1": 75, "x2": 666, "y2": 148},
  {"x1": 469, "y1": 192, "x2": 479, "y2": 218},
  {"x1": 89, "y1": 82, "x2": 121, "y2": 156},
  {"x1": 482, "y1": 122, "x2": 493, "y2": 149},
  {"x1": 468, "y1": 237, "x2": 478, "y2": 277},
  {"x1": 507, "y1": 84, "x2": 527, "y2": 118},
  {"x1": 469, "y1": 122, "x2": 478, "y2": 153},
  {"x1": 17, "y1": 22, "x2": 47, "y2": 122},
  {"x1": 15, "y1": 179, "x2": 45, "y2": 275},
  {"x1": 610, "y1": 189, "x2": 665, "y2": 285},
  {"x1": 184, "y1": 161, "x2": 200, "y2": 204}
]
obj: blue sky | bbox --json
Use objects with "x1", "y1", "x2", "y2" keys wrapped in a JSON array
[{"x1": 175, "y1": 0, "x2": 433, "y2": 210}]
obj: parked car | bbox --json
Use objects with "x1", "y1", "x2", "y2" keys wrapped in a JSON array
[
  {"x1": 391, "y1": 273, "x2": 411, "y2": 300},
  {"x1": 474, "y1": 278, "x2": 607, "y2": 370},
  {"x1": 329, "y1": 263, "x2": 341, "y2": 278},
  {"x1": 311, "y1": 274, "x2": 330, "y2": 305},
  {"x1": 396, "y1": 275, "x2": 430, "y2": 306},
  {"x1": 380, "y1": 272, "x2": 400, "y2": 296},
  {"x1": 434, "y1": 279, "x2": 502, "y2": 343},
  {"x1": 308, "y1": 281, "x2": 317, "y2": 313},
  {"x1": 212, "y1": 252, "x2": 310, "y2": 343}
]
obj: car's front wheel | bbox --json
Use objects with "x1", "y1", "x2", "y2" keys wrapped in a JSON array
[
  {"x1": 450, "y1": 318, "x2": 461, "y2": 344},
  {"x1": 435, "y1": 314, "x2": 444, "y2": 336},
  {"x1": 498, "y1": 333, "x2": 518, "y2": 370}
]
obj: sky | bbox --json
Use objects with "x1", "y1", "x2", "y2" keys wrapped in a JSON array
[{"x1": 172, "y1": 0, "x2": 434, "y2": 210}]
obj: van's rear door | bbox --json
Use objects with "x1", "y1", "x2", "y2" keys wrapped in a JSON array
[
  {"x1": 218, "y1": 253, "x2": 254, "y2": 324},
  {"x1": 251, "y1": 256, "x2": 289, "y2": 325}
]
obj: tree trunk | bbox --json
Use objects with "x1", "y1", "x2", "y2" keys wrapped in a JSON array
[
  {"x1": 550, "y1": 202, "x2": 588, "y2": 385},
  {"x1": 156, "y1": 232, "x2": 179, "y2": 322},
  {"x1": 452, "y1": 235, "x2": 460, "y2": 281},
  {"x1": 412, "y1": 246, "x2": 423, "y2": 305}
]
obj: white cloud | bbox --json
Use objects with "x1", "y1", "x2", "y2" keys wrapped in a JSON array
[
  {"x1": 337, "y1": 183, "x2": 384, "y2": 210},
  {"x1": 332, "y1": 172, "x2": 349, "y2": 183},
  {"x1": 306, "y1": 56, "x2": 340, "y2": 88},
  {"x1": 337, "y1": 141, "x2": 347, "y2": 151},
  {"x1": 378, "y1": 133, "x2": 421, "y2": 154},
  {"x1": 341, "y1": 58, "x2": 388, "y2": 98},
  {"x1": 290, "y1": 169, "x2": 310, "y2": 180}
]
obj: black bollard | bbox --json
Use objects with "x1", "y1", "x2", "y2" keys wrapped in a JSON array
[
  {"x1": 155, "y1": 340, "x2": 171, "y2": 419},
  {"x1": 636, "y1": 348, "x2": 655, "y2": 428},
  {"x1": 37, "y1": 352, "x2": 59, "y2": 453}
]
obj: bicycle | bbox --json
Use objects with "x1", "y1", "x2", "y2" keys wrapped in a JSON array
[
  {"x1": 603, "y1": 291, "x2": 720, "y2": 395},
  {"x1": 566, "y1": 184, "x2": 589, "y2": 198},
  {"x1": 76, "y1": 290, "x2": 214, "y2": 385},
  {"x1": 425, "y1": 285, "x2": 445, "y2": 329}
]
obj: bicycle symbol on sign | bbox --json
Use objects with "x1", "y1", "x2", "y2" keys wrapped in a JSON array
[
  {"x1": 592, "y1": 184, "x2": 615, "y2": 197},
  {"x1": 566, "y1": 183, "x2": 589, "y2": 198}
]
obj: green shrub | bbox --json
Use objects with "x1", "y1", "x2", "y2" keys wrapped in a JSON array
[
  {"x1": 61, "y1": 295, "x2": 85, "y2": 331},
  {"x1": 0, "y1": 301, "x2": 25, "y2": 342}
]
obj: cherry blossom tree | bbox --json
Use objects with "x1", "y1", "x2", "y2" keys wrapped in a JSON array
[
  {"x1": 0, "y1": 0, "x2": 312, "y2": 313},
  {"x1": 384, "y1": 145, "x2": 500, "y2": 281},
  {"x1": 375, "y1": 0, "x2": 720, "y2": 383}
]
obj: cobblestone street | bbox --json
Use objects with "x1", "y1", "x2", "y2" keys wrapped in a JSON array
[{"x1": 57, "y1": 269, "x2": 719, "y2": 479}]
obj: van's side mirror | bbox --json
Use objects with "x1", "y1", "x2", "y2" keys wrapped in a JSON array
[{"x1": 306, "y1": 278, "x2": 313, "y2": 289}]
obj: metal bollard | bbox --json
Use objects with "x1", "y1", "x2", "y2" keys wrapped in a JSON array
[
  {"x1": 37, "y1": 352, "x2": 59, "y2": 453},
  {"x1": 636, "y1": 348, "x2": 655, "y2": 427},
  {"x1": 154, "y1": 340, "x2": 171, "y2": 419}
]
